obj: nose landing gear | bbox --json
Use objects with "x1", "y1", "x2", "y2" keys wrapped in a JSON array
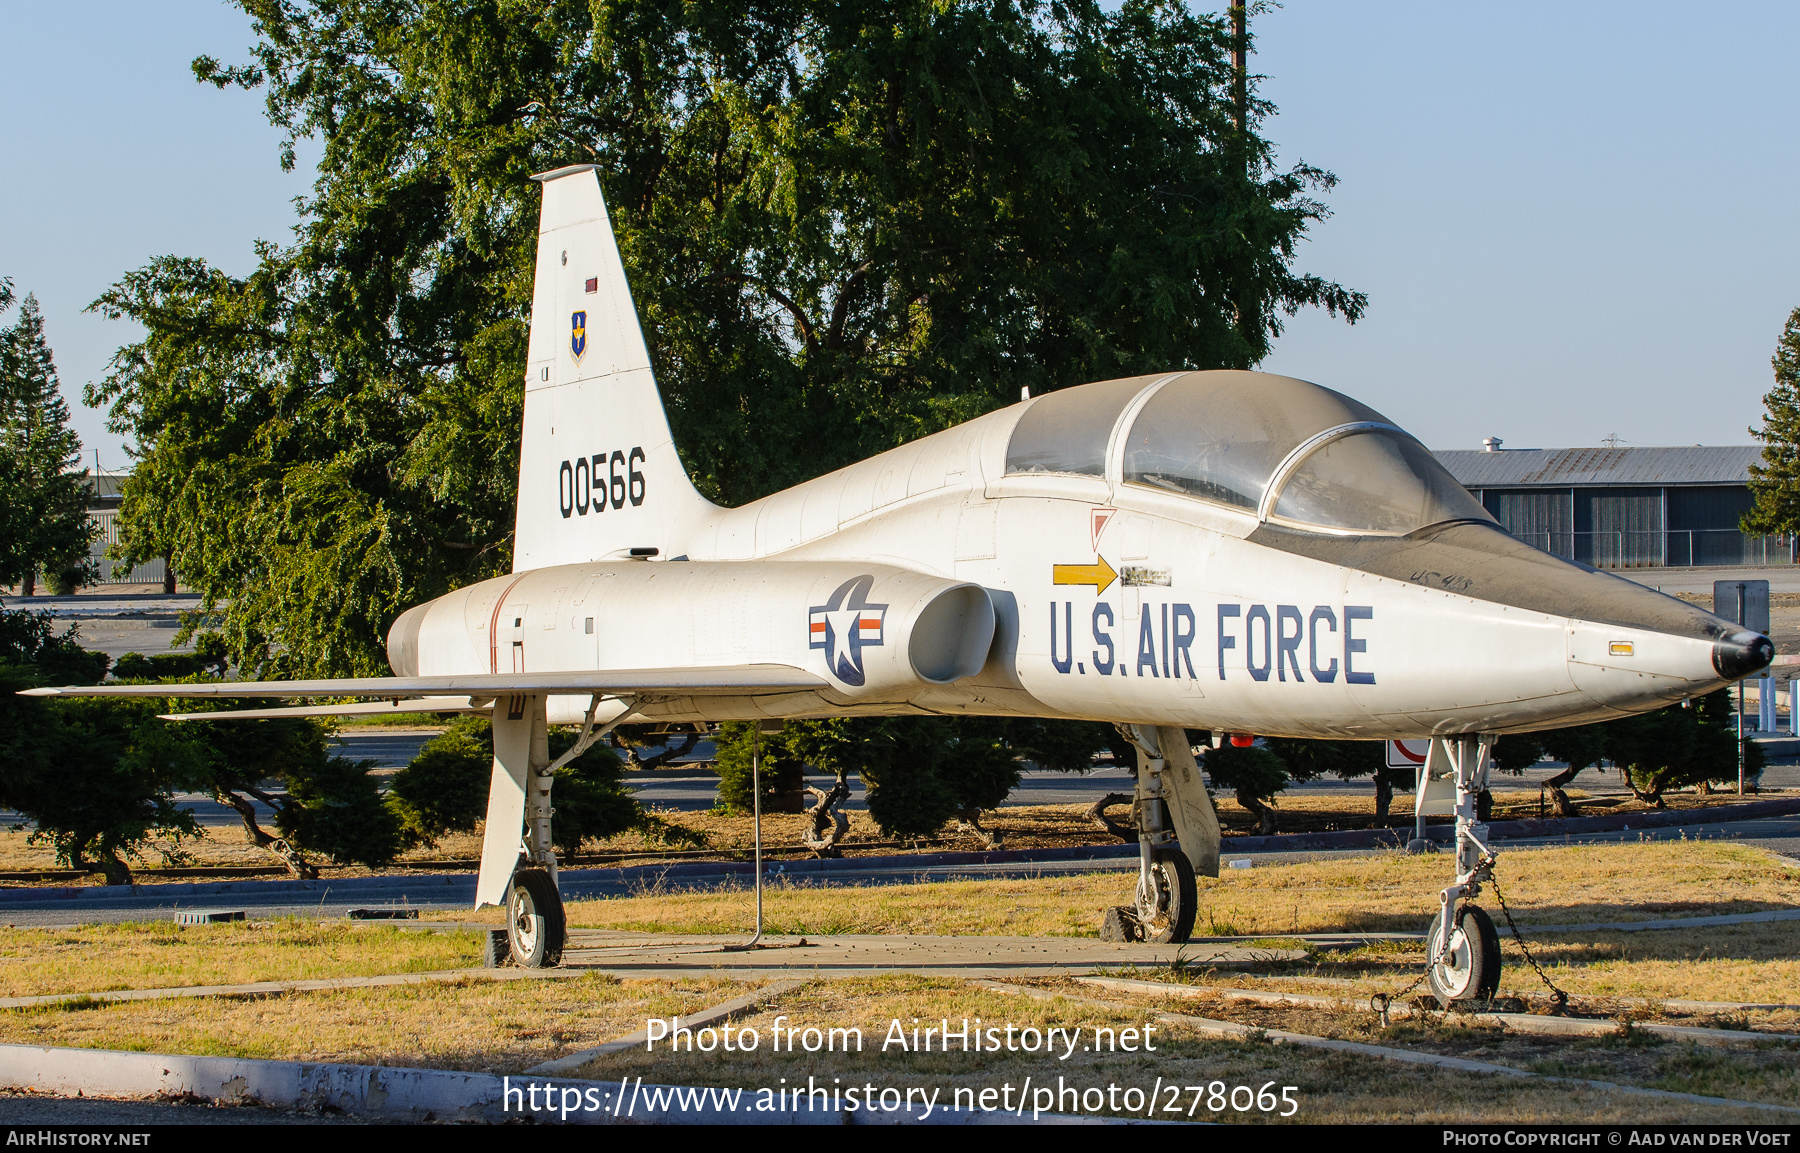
[
  {"x1": 1422, "y1": 734, "x2": 1503, "y2": 1007},
  {"x1": 1426, "y1": 903, "x2": 1501, "y2": 1004}
]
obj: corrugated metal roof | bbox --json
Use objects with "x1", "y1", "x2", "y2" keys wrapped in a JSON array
[{"x1": 1434, "y1": 445, "x2": 1761, "y2": 488}]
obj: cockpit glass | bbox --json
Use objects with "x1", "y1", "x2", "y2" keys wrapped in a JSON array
[
  {"x1": 1004, "y1": 376, "x2": 1161, "y2": 477},
  {"x1": 1270, "y1": 430, "x2": 1494, "y2": 534},
  {"x1": 1122, "y1": 372, "x2": 1388, "y2": 510}
]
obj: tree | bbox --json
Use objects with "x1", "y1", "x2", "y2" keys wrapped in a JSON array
[
  {"x1": 1489, "y1": 692, "x2": 1758, "y2": 813},
  {"x1": 712, "y1": 723, "x2": 807, "y2": 814},
  {"x1": 387, "y1": 718, "x2": 495, "y2": 848},
  {"x1": 1602, "y1": 690, "x2": 1758, "y2": 806},
  {"x1": 1746, "y1": 306, "x2": 1800, "y2": 535},
  {"x1": 0, "y1": 286, "x2": 95, "y2": 596},
  {"x1": 164, "y1": 698, "x2": 401, "y2": 875},
  {"x1": 0, "y1": 609, "x2": 190, "y2": 885},
  {"x1": 86, "y1": 0, "x2": 1363, "y2": 679},
  {"x1": 1200, "y1": 741, "x2": 1289, "y2": 835},
  {"x1": 543, "y1": 730, "x2": 642, "y2": 856},
  {"x1": 1260, "y1": 735, "x2": 1401, "y2": 818}
]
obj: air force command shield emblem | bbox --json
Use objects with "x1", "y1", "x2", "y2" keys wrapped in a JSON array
[
  {"x1": 808, "y1": 575, "x2": 887, "y2": 687},
  {"x1": 570, "y1": 310, "x2": 587, "y2": 360}
]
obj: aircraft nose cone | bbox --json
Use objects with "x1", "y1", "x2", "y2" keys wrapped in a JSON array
[{"x1": 1712, "y1": 631, "x2": 1775, "y2": 681}]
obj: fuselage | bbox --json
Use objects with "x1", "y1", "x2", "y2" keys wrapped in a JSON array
[{"x1": 390, "y1": 370, "x2": 1770, "y2": 738}]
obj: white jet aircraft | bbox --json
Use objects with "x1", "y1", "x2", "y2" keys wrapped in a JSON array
[{"x1": 27, "y1": 165, "x2": 1773, "y2": 1002}]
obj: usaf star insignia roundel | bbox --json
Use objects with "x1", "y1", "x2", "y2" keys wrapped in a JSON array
[
  {"x1": 808, "y1": 575, "x2": 887, "y2": 687},
  {"x1": 570, "y1": 310, "x2": 587, "y2": 360}
]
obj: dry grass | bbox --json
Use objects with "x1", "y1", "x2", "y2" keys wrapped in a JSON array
[
  {"x1": 0, "y1": 973, "x2": 1790, "y2": 1121},
  {"x1": 0, "y1": 971, "x2": 1778, "y2": 1122},
  {"x1": 0, "y1": 840, "x2": 1785, "y2": 1006},
  {"x1": 558, "y1": 874, "x2": 1118, "y2": 937},
  {"x1": 0, "y1": 921, "x2": 482, "y2": 998},
  {"x1": 0, "y1": 835, "x2": 1792, "y2": 1121},
  {"x1": 1223, "y1": 920, "x2": 1800, "y2": 1008},
  {"x1": 1177, "y1": 839, "x2": 1800, "y2": 934},
  {"x1": 428, "y1": 839, "x2": 1800, "y2": 945}
]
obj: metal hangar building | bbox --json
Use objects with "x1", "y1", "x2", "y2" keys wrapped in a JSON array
[{"x1": 1433, "y1": 443, "x2": 1789, "y2": 570}]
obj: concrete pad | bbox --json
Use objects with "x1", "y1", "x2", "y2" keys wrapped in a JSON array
[
  {"x1": 0, "y1": 932, "x2": 1302, "y2": 1013},
  {"x1": 1506, "y1": 907, "x2": 1800, "y2": 934},
  {"x1": 558, "y1": 931, "x2": 1306, "y2": 978}
]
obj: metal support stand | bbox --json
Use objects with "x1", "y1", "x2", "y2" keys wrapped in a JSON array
[
  {"x1": 1738, "y1": 681, "x2": 1747, "y2": 795},
  {"x1": 725, "y1": 723, "x2": 771, "y2": 952}
]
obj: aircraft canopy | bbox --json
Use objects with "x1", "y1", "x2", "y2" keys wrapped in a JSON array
[{"x1": 1006, "y1": 371, "x2": 1493, "y2": 536}]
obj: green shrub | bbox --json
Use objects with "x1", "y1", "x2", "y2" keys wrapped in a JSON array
[
  {"x1": 280, "y1": 755, "x2": 402, "y2": 867},
  {"x1": 387, "y1": 717, "x2": 647, "y2": 854},
  {"x1": 386, "y1": 720, "x2": 492, "y2": 848},
  {"x1": 546, "y1": 738, "x2": 641, "y2": 855},
  {"x1": 712, "y1": 723, "x2": 805, "y2": 813}
]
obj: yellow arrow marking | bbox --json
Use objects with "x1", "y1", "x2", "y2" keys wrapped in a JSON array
[{"x1": 1053, "y1": 556, "x2": 1118, "y2": 595}]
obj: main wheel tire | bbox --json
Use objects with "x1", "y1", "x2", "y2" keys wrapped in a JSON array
[
  {"x1": 506, "y1": 867, "x2": 566, "y2": 968},
  {"x1": 1137, "y1": 850, "x2": 1197, "y2": 944},
  {"x1": 1427, "y1": 904, "x2": 1501, "y2": 1006}
]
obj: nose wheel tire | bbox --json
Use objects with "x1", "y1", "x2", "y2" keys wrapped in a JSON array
[
  {"x1": 506, "y1": 867, "x2": 566, "y2": 968},
  {"x1": 1136, "y1": 850, "x2": 1197, "y2": 944},
  {"x1": 1427, "y1": 904, "x2": 1501, "y2": 1006}
]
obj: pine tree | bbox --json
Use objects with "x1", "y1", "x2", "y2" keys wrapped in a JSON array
[
  {"x1": 0, "y1": 288, "x2": 95, "y2": 595},
  {"x1": 1745, "y1": 306, "x2": 1800, "y2": 535}
]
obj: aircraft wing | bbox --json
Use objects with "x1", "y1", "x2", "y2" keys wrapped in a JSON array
[
  {"x1": 153, "y1": 697, "x2": 486, "y2": 722},
  {"x1": 19, "y1": 664, "x2": 825, "y2": 704}
]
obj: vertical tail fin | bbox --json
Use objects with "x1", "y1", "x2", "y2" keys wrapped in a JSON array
[{"x1": 512, "y1": 165, "x2": 713, "y2": 571}]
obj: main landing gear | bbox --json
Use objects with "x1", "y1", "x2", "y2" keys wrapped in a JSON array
[
  {"x1": 505, "y1": 717, "x2": 572, "y2": 968},
  {"x1": 1107, "y1": 725, "x2": 1221, "y2": 944},
  {"x1": 507, "y1": 866, "x2": 566, "y2": 968},
  {"x1": 480, "y1": 692, "x2": 627, "y2": 969},
  {"x1": 1419, "y1": 735, "x2": 1504, "y2": 1006}
]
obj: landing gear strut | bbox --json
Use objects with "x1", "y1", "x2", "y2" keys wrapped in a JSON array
[
  {"x1": 1424, "y1": 734, "x2": 1503, "y2": 1006},
  {"x1": 1117, "y1": 725, "x2": 1215, "y2": 944},
  {"x1": 479, "y1": 693, "x2": 629, "y2": 969},
  {"x1": 508, "y1": 748, "x2": 567, "y2": 967}
]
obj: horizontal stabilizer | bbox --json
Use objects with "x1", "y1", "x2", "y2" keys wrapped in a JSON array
[
  {"x1": 21, "y1": 664, "x2": 824, "y2": 701},
  {"x1": 159, "y1": 696, "x2": 484, "y2": 722}
]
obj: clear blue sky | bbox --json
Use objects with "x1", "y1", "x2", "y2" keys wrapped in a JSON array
[{"x1": 3, "y1": 2, "x2": 1797, "y2": 466}]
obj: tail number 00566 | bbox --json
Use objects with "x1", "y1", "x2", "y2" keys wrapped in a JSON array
[{"x1": 559, "y1": 448, "x2": 645, "y2": 517}]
